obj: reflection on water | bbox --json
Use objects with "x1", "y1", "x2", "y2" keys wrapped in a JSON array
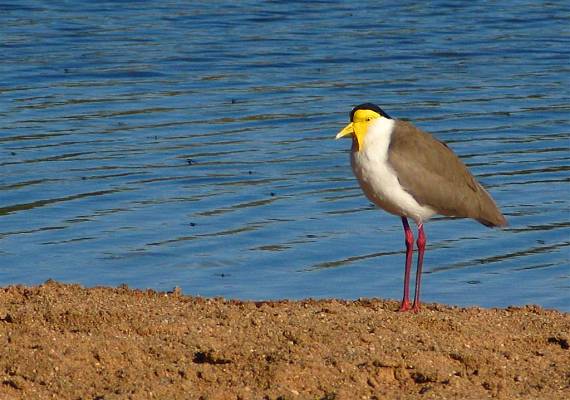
[{"x1": 1, "y1": 1, "x2": 569, "y2": 311}]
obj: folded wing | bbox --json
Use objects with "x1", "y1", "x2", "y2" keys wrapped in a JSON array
[{"x1": 388, "y1": 120, "x2": 507, "y2": 227}]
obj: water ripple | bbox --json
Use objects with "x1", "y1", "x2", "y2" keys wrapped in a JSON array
[{"x1": 1, "y1": 0, "x2": 568, "y2": 310}]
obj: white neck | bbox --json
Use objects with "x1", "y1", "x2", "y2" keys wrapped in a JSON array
[{"x1": 362, "y1": 118, "x2": 395, "y2": 158}]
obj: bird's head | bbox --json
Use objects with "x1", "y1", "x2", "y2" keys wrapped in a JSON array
[{"x1": 335, "y1": 103, "x2": 392, "y2": 151}]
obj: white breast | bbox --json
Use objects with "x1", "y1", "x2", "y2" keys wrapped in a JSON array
[{"x1": 351, "y1": 119, "x2": 436, "y2": 224}]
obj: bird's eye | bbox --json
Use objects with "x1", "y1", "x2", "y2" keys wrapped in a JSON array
[{"x1": 366, "y1": 117, "x2": 372, "y2": 121}]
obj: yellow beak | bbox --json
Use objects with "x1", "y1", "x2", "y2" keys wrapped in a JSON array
[
  {"x1": 336, "y1": 121, "x2": 366, "y2": 151},
  {"x1": 335, "y1": 122, "x2": 354, "y2": 140}
]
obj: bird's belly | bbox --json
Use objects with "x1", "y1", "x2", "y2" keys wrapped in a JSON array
[{"x1": 351, "y1": 152, "x2": 435, "y2": 223}]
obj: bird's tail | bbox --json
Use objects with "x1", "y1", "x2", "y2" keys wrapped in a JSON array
[{"x1": 475, "y1": 183, "x2": 507, "y2": 228}]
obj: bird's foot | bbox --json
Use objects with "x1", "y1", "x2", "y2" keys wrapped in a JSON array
[
  {"x1": 399, "y1": 299, "x2": 412, "y2": 312},
  {"x1": 411, "y1": 303, "x2": 421, "y2": 313}
]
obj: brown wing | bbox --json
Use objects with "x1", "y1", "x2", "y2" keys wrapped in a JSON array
[{"x1": 388, "y1": 120, "x2": 506, "y2": 227}]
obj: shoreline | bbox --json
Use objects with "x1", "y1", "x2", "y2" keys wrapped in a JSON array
[{"x1": 1, "y1": 280, "x2": 568, "y2": 399}]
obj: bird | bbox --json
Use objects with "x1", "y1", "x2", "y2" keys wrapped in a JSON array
[{"x1": 335, "y1": 103, "x2": 506, "y2": 312}]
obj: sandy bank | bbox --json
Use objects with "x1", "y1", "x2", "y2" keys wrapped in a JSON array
[{"x1": 0, "y1": 281, "x2": 568, "y2": 399}]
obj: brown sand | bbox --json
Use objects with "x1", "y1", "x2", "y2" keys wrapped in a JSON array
[{"x1": 0, "y1": 280, "x2": 568, "y2": 400}]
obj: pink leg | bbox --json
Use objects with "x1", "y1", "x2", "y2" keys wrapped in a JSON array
[
  {"x1": 399, "y1": 217, "x2": 414, "y2": 312},
  {"x1": 412, "y1": 223, "x2": 426, "y2": 312}
]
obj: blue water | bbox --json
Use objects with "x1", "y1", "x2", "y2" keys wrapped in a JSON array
[{"x1": 1, "y1": 1, "x2": 569, "y2": 311}]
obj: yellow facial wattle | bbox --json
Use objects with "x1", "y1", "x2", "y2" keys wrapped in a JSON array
[{"x1": 335, "y1": 109, "x2": 381, "y2": 151}]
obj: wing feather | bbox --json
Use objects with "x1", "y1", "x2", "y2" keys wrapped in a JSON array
[{"x1": 388, "y1": 120, "x2": 506, "y2": 226}]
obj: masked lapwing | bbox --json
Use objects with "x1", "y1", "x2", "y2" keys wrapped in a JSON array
[{"x1": 336, "y1": 103, "x2": 507, "y2": 312}]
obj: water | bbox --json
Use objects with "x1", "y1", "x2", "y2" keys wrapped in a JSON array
[{"x1": 1, "y1": 1, "x2": 569, "y2": 311}]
